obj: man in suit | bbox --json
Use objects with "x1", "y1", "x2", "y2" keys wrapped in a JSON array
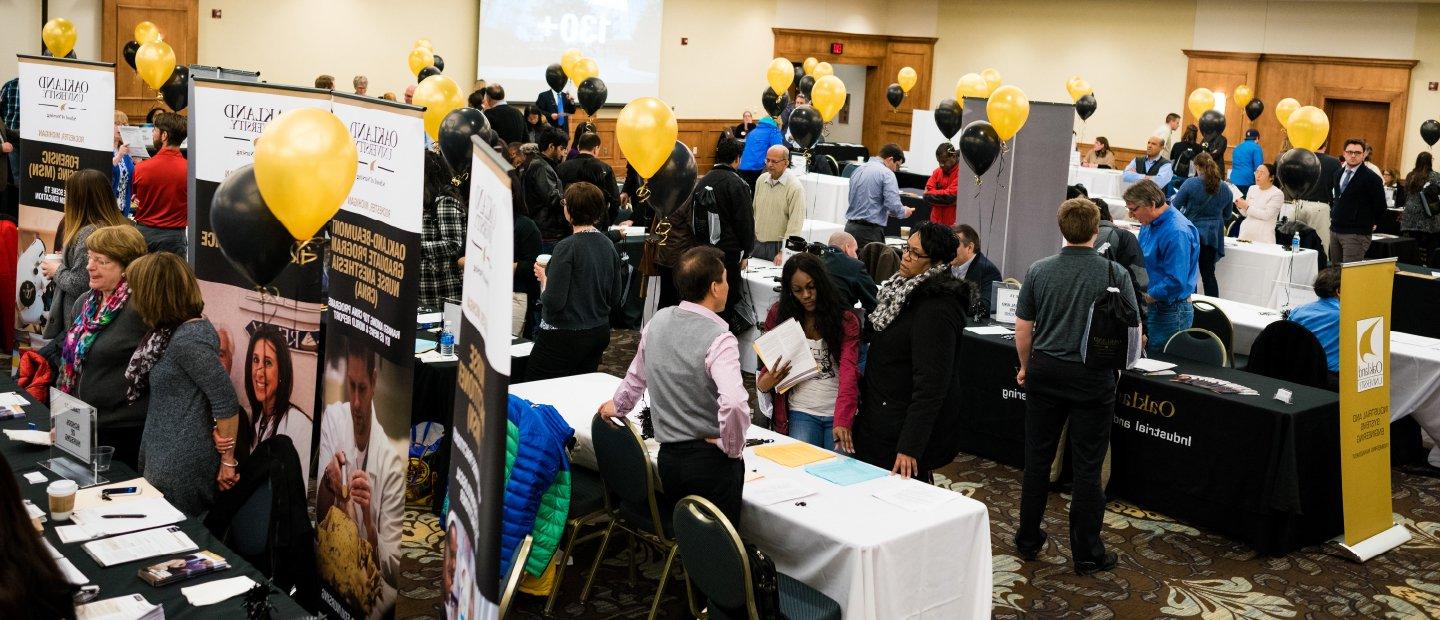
[
  {"x1": 1294, "y1": 142, "x2": 1341, "y2": 256},
  {"x1": 1330, "y1": 138, "x2": 1388, "y2": 264},
  {"x1": 950, "y1": 224, "x2": 1002, "y2": 318},
  {"x1": 822, "y1": 231, "x2": 878, "y2": 312},
  {"x1": 535, "y1": 86, "x2": 576, "y2": 132},
  {"x1": 481, "y1": 84, "x2": 527, "y2": 145}
]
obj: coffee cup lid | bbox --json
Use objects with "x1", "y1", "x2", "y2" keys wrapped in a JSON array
[{"x1": 47, "y1": 479, "x2": 78, "y2": 494}]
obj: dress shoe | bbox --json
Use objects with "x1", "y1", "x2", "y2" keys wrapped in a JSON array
[
  {"x1": 1015, "y1": 533, "x2": 1046, "y2": 561},
  {"x1": 1074, "y1": 551, "x2": 1118, "y2": 576}
]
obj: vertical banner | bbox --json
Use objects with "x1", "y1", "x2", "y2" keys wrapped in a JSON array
[
  {"x1": 315, "y1": 93, "x2": 423, "y2": 620},
  {"x1": 188, "y1": 77, "x2": 328, "y2": 484},
  {"x1": 445, "y1": 138, "x2": 513, "y2": 619},
  {"x1": 14, "y1": 55, "x2": 114, "y2": 354},
  {"x1": 1336, "y1": 257, "x2": 1410, "y2": 560}
]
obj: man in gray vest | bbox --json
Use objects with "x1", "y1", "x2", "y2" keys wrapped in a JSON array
[{"x1": 600, "y1": 246, "x2": 751, "y2": 524}]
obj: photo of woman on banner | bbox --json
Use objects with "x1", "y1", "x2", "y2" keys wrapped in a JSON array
[
  {"x1": 236, "y1": 325, "x2": 314, "y2": 482},
  {"x1": 443, "y1": 518, "x2": 477, "y2": 620}
]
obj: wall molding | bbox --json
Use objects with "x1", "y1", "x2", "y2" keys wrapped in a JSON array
[{"x1": 1184, "y1": 49, "x2": 1418, "y2": 70}]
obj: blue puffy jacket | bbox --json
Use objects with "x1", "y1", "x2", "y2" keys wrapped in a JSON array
[
  {"x1": 500, "y1": 395, "x2": 575, "y2": 577},
  {"x1": 739, "y1": 116, "x2": 784, "y2": 172}
]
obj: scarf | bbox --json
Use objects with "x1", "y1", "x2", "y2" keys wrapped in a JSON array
[
  {"x1": 123, "y1": 327, "x2": 174, "y2": 404},
  {"x1": 868, "y1": 265, "x2": 945, "y2": 332},
  {"x1": 59, "y1": 280, "x2": 130, "y2": 394}
]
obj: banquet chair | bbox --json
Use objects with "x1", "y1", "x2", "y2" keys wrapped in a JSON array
[
  {"x1": 1245, "y1": 320, "x2": 1331, "y2": 390},
  {"x1": 582, "y1": 414, "x2": 682, "y2": 620},
  {"x1": 860, "y1": 242, "x2": 900, "y2": 281},
  {"x1": 841, "y1": 162, "x2": 859, "y2": 178},
  {"x1": 543, "y1": 466, "x2": 612, "y2": 615},
  {"x1": 1190, "y1": 300, "x2": 1236, "y2": 365},
  {"x1": 499, "y1": 535, "x2": 534, "y2": 618},
  {"x1": 1162, "y1": 328, "x2": 1230, "y2": 367},
  {"x1": 673, "y1": 496, "x2": 842, "y2": 620}
]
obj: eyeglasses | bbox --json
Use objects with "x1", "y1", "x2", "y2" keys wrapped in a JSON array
[
  {"x1": 902, "y1": 246, "x2": 929, "y2": 260},
  {"x1": 1343, "y1": 150, "x2": 1364, "y2": 156}
]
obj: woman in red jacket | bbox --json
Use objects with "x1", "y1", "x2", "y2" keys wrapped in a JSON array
[
  {"x1": 756, "y1": 253, "x2": 862, "y2": 452},
  {"x1": 925, "y1": 143, "x2": 960, "y2": 225}
]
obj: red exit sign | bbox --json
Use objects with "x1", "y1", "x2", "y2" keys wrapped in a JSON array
[{"x1": 831, "y1": 42, "x2": 844, "y2": 55}]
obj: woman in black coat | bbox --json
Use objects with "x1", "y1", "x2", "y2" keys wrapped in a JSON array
[{"x1": 853, "y1": 222, "x2": 973, "y2": 480}]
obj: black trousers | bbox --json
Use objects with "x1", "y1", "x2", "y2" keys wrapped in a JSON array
[
  {"x1": 524, "y1": 324, "x2": 610, "y2": 382},
  {"x1": 845, "y1": 220, "x2": 885, "y2": 249},
  {"x1": 102, "y1": 425, "x2": 145, "y2": 471},
  {"x1": 1198, "y1": 244, "x2": 1219, "y2": 297},
  {"x1": 721, "y1": 251, "x2": 745, "y2": 329},
  {"x1": 1017, "y1": 352, "x2": 1116, "y2": 562},
  {"x1": 659, "y1": 440, "x2": 745, "y2": 527}
]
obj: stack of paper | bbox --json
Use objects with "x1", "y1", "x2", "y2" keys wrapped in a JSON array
[
  {"x1": 752, "y1": 319, "x2": 820, "y2": 392},
  {"x1": 805, "y1": 457, "x2": 888, "y2": 486},
  {"x1": 872, "y1": 481, "x2": 961, "y2": 512},
  {"x1": 77, "y1": 594, "x2": 163, "y2": 620},
  {"x1": 57, "y1": 497, "x2": 185, "y2": 543},
  {"x1": 182, "y1": 575, "x2": 258, "y2": 606},
  {"x1": 743, "y1": 477, "x2": 818, "y2": 506},
  {"x1": 82, "y1": 525, "x2": 198, "y2": 567},
  {"x1": 3, "y1": 429, "x2": 49, "y2": 445},
  {"x1": 42, "y1": 538, "x2": 88, "y2": 584},
  {"x1": 752, "y1": 442, "x2": 834, "y2": 467}
]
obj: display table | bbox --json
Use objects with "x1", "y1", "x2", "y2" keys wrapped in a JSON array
[
  {"x1": 1211, "y1": 237, "x2": 1321, "y2": 307},
  {"x1": 736, "y1": 264, "x2": 783, "y2": 372},
  {"x1": 1394, "y1": 264, "x2": 1440, "y2": 339},
  {"x1": 954, "y1": 330, "x2": 1341, "y2": 555},
  {"x1": 1068, "y1": 165, "x2": 1132, "y2": 197},
  {"x1": 1367, "y1": 234, "x2": 1420, "y2": 264},
  {"x1": 0, "y1": 382, "x2": 308, "y2": 618},
  {"x1": 510, "y1": 373, "x2": 994, "y2": 620},
  {"x1": 811, "y1": 142, "x2": 869, "y2": 166},
  {"x1": 798, "y1": 173, "x2": 850, "y2": 226}
]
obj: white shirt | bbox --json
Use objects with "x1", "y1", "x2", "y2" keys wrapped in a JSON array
[
  {"x1": 248, "y1": 404, "x2": 314, "y2": 482},
  {"x1": 951, "y1": 255, "x2": 975, "y2": 280},
  {"x1": 786, "y1": 337, "x2": 839, "y2": 417},
  {"x1": 1153, "y1": 123, "x2": 1178, "y2": 154},
  {"x1": 1239, "y1": 185, "x2": 1285, "y2": 243}
]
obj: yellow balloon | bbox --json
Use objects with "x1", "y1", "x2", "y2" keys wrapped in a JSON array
[
  {"x1": 1065, "y1": 76, "x2": 1092, "y2": 102},
  {"x1": 987, "y1": 85, "x2": 1030, "y2": 142},
  {"x1": 1234, "y1": 85, "x2": 1253, "y2": 107},
  {"x1": 616, "y1": 97, "x2": 678, "y2": 180},
  {"x1": 813, "y1": 62, "x2": 834, "y2": 80},
  {"x1": 407, "y1": 47, "x2": 434, "y2": 77},
  {"x1": 414, "y1": 38, "x2": 434, "y2": 52},
  {"x1": 561, "y1": 48, "x2": 584, "y2": 79},
  {"x1": 42, "y1": 18, "x2": 77, "y2": 60},
  {"x1": 811, "y1": 75, "x2": 847, "y2": 122},
  {"x1": 897, "y1": 67, "x2": 918, "y2": 94},
  {"x1": 1187, "y1": 88, "x2": 1215, "y2": 120},
  {"x1": 981, "y1": 68, "x2": 1002, "y2": 93},
  {"x1": 253, "y1": 108, "x2": 358, "y2": 242},
  {"x1": 956, "y1": 73, "x2": 989, "y2": 99},
  {"x1": 766, "y1": 58, "x2": 793, "y2": 98},
  {"x1": 414, "y1": 75, "x2": 466, "y2": 141},
  {"x1": 1275, "y1": 97, "x2": 1300, "y2": 128},
  {"x1": 134, "y1": 21, "x2": 161, "y2": 45},
  {"x1": 135, "y1": 41, "x2": 175, "y2": 90},
  {"x1": 571, "y1": 57, "x2": 600, "y2": 86},
  {"x1": 1287, "y1": 106, "x2": 1330, "y2": 152},
  {"x1": 803, "y1": 57, "x2": 818, "y2": 76}
]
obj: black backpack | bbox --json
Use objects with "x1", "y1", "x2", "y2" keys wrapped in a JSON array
[
  {"x1": 691, "y1": 183, "x2": 720, "y2": 245},
  {"x1": 1081, "y1": 261, "x2": 1141, "y2": 370},
  {"x1": 746, "y1": 543, "x2": 781, "y2": 619},
  {"x1": 1421, "y1": 180, "x2": 1440, "y2": 218}
]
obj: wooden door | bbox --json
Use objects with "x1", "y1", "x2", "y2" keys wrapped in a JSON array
[
  {"x1": 863, "y1": 40, "x2": 933, "y2": 152},
  {"x1": 102, "y1": 0, "x2": 199, "y2": 122},
  {"x1": 1324, "y1": 99, "x2": 1389, "y2": 163}
]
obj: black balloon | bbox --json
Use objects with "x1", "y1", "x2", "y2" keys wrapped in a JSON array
[
  {"x1": 578, "y1": 77, "x2": 607, "y2": 115},
  {"x1": 1422, "y1": 119, "x2": 1440, "y2": 147},
  {"x1": 438, "y1": 107, "x2": 489, "y2": 173},
  {"x1": 544, "y1": 63, "x2": 567, "y2": 91},
  {"x1": 886, "y1": 83, "x2": 904, "y2": 109},
  {"x1": 793, "y1": 65, "x2": 804, "y2": 90},
  {"x1": 798, "y1": 75, "x2": 816, "y2": 100},
  {"x1": 934, "y1": 98, "x2": 962, "y2": 140},
  {"x1": 418, "y1": 66, "x2": 440, "y2": 82},
  {"x1": 1245, "y1": 99, "x2": 1265, "y2": 122},
  {"x1": 761, "y1": 87, "x2": 789, "y2": 118},
  {"x1": 160, "y1": 66, "x2": 188, "y2": 111},
  {"x1": 1276, "y1": 148, "x2": 1321, "y2": 200},
  {"x1": 122, "y1": 40, "x2": 140, "y2": 70},
  {"x1": 646, "y1": 141, "x2": 698, "y2": 219},
  {"x1": 1198, "y1": 109, "x2": 1226, "y2": 141},
  {"x1": 959, "y1": 121, "x2": 1001, "y2": 178},
  {"x1": 1075, "y1": 94, "x2": 1097, "y2": 121},
  {"x1": 210, "y1": 164, "x2": 294, "y2": 287},
  {"x1": 788, "y1": 106, "x2": 823, "y2": 150},
  {"x1": 432, "y1": 54, "x2": 445, "y2": 72}
]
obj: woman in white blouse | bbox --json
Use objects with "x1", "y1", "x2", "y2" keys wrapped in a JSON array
[{"x1": 1236, "y1": 163, "x2": 1284, "y2": 243}]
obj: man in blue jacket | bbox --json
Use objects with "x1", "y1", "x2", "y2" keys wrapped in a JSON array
[
  {"x1": 738, "y1": 114, "x2": 784, "y2": 189},
  {"x1": 1230, "y1": 129, "x2": 1264, "y2": 198}
]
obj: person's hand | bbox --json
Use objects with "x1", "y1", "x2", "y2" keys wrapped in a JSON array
[
  {"x1": 902, "y1": 206, "x2": 916, "y2": 218},
  {"x1": 833, "y1": 426, "x2": 854, "y2": 454},
  {"x1": 756, "y1": 360, "x2": 792, "y2": 393},
  {"x1": 892, "y1": 453, "x2": 918, "y2": 478},
  {"x1": 597, "y1": 400, "x2": 619, "y2": 419},
  {"x1": 1015, "y1": 367, "x2": 1026, "y2": 388},
  {"x1": 773, "y1": 252, "x2": 784, "y2": 266},
  {"x1": 217, "y1": 463, "x2": 240, "y2": 490},
  {"x1": 1, "y1": 142, "x2": 11, "y2": 154},
  {"x1": 39, "y1": 259, "x2": 57, "y2": 279},
  {"x1": 212, "y1": 427, "x2": 236, "y2": 454},
  {"x1": 116, "y1": 144, "x2": 128, "y2": 157},
  {"x1": 349, "y1": 469, "x2": 372, "y2": 513},
  {"x1": 457, "y1": 256, "x2": 465, "y2": 268},
  {"x1": 533, "y1": 262, "x2": 547, "y2": 288},
  {"x1": 550, "y1": 113, "x2": 560, "y2": 121},
  {"x1": 740, "y1": 258, "x2": 749, "y2": 271},
  {"x1": 322, "y1": 452, "x2": 346, "y2": 498}
]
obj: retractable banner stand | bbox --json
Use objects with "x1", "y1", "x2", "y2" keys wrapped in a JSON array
[
  {"x1": 1335, "y1": 257, "x2": 1410, "y2": 561},
  {"x1": 445, "y1": 137, "x2": 513, "y2": 620},
  {"x1": 316, "y1": 93, "x2": 424, "y2": 620},
  {"x1": 14, "y1": 55, "x2": 114, "y2": 356},
  {"x1": 188, "y1": 77, "x2": 328, "y2": 484}
]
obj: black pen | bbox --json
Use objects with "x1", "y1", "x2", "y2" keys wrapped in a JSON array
[{"x1": 101, "y1": 514, "x2": 146, "y2": 519}]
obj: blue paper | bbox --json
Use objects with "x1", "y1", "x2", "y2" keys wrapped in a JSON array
[
  {"x1": 415, "y1": 338, "x2": 437, "y2": 354},
  {"x1": 805, "y1": 457, "x2": 888, "y2": 486}
]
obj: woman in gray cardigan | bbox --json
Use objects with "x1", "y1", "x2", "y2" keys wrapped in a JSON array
[
  {"x1": 127, "y1": 252, "x2": 241, "y2": 516},
  {"x1": 41, "y1": 169, "x2": 131, "y2": 339}
]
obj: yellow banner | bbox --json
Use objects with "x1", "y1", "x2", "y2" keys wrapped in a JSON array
[{"x1": 1338, "y1": 258, "x2": 1397, "y2": 547}]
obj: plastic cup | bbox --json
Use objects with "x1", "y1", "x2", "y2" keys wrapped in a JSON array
[
  {"x1": 93, "y1": 446, "x2": 115, "y2": 473},
  {"x1": 536, "y1": 254, "x2": 552, "y2": 268},
  {"x1": 47, "y1": 479, "x2": 78, "y2": 521},
  {"x1": 899, "y1": 226, "x2": 911, "y2": 239}
]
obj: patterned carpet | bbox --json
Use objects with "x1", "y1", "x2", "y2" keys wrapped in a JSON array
[{"x1": 392, "y1": 329, "x2": 1440, "y2": 619}]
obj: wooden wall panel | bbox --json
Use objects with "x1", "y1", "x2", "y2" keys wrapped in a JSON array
[
  {"x1": 1182, "y1": 51, "x2": 1259, "y2": 162},
  {"x1": 574, "y1": 116, "x2": 737, "y2": 174},
  {"x1": 103, "y1": 0, "x2": 199, "y2": 121}
]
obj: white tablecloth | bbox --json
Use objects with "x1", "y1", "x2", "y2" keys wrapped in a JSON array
[
  {"x1": 509, "y1": 373, "x2": 994, "y2": 620},
  {"x1": 799, "y1": 173, "x2": 851, "y2": 226},
  {"x1": 737, "y1": 264, "x2": 784, "y2": 373},
  {"x1": 1213, "y1": 238, "x2": 1320, "y2": 308},
  {"x1": 798, "y1": 219, "x2": 844, "y2": 245},
  {"x1": 1068, "y1": 166, "x2": 1131, "y2": 197}
]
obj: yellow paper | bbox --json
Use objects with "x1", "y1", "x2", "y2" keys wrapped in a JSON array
[{"x1": 753, "y1": 442, "x2": 834, "y2": 468}]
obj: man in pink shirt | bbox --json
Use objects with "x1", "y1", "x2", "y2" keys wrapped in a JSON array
[{"x1": 599, "y1": 246, "x2": 751, "y2": 524}]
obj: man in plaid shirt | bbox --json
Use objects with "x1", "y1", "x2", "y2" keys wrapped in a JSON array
[{"x1": 1, "y1": 77, "x2": 19, "y2": 218}]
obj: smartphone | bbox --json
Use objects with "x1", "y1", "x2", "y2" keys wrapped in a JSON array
[{"x1": 101, "y1": 486, "x2": 140, "y2": 499}]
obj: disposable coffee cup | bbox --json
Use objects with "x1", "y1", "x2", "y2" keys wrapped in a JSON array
[
  {"x1": 899, "y1": 226, "x2": 912, "y2": 239},
  {"x1": 42, "y1": 253, "x2": 61, "y2": 263},
  {"x1": 47, "y1": 479, "x2": 78, "y2": 522},
  {"x1": 536, "y1": 254, "x2": 552, "y2": 268}
]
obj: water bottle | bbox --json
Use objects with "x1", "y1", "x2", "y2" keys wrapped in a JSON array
[
  {"x1": 439, "y1": 321, "x2": 455, "y2": 356},
  {"x1": 1290, "y1": 232, "x2": 1300, "y2": 253}
]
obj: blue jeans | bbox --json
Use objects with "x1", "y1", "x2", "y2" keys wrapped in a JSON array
[
  {"x1": 788, "y1": 410, "x2": 834, "y2": 451},
  {"x1": 1146, "y1": 300, "x2": 1193, "y2": 357}
]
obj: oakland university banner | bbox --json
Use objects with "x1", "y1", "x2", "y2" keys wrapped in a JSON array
[
  {"x1": 445, "y1": 138, "x2": 514, "y2": 620},
  {"x1": 14, "y1": 55, "x2": 113, "y2": 353},
  {"x1": 315, "y1": 93, "x2": 424, "y2": 620}
]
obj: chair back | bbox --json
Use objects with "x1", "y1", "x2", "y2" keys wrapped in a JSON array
[
  {"x1": 859, "y1": 242, "x2": 899, "y2": 282},
  {"x1": 823, "y1": 155, "x2": 840, "y2": 176},
  {"x1": 841, "y1": 162, "x2": 859, "y2": 178},
  {"x1": 1246, "y1": 319, "x2": 1332, "y2": 390},
  {"x1": 673, "y1": 496, "x2": 755, "y2": 620},
  {"x1": 1163, "y1": 328, "x2": 1230, "y2": 367},
  {"x1": 1190, "y1": 300, "x2": 1236, "y2": 364},
  {"x1": 498, "y1": 534, "x2": 533, "y2": 617},
  {"x1": 590, "y1": 413, "x2": 666, "y2": 537}
]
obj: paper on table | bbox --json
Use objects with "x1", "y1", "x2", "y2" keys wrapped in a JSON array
[
  {"x1": 752, "y1": 318, "x2": 820, "y2": 392},
  {"x1": 0, "y1": 391, "x2": 29, "y2": 406},
  {"x1": 1392, "y1": 332, "x2": 1440, "y2": 349},
  {"x1": 44, "y1": 539, "x2": 89, "y2": 585},
  {"x1": 3, "y1": 429, "x2": 51, "y2": 445},
  {"x1": 871, "y1": 481, "x2": 960, "y2": 512},
  {"x1": 58, "y1": 497, "x2": 185, "y2": 543},
  {"x1": 82, "y1": 525, "x2": 198, "y2": 567},
  {"x1": 805, "y1": 457, "x2": 888, "y2": 486},
  {"x1": 752, "y1": 441, "x2": 834, "y2": 467},
  {"x1": 183, "y1": 575, "x2": 258, "y2": 606},
  {"x1": 965, "y1": 325, "x2": 1014, "y2": 335},
  {"x1": 24, "y1": 470, "x2": 48, "y2": 484},
  {"x1": 75, "y1": 478, "x2": 166, "y2": 511},
  {"x1": 511, "y1": 341, "x2": 535, "y2": 357},
  {"x1": 1132, "y1": 358, "x2": 1177, "y2": 372},
  {"x1": 77, "y1": 594, "x2": 163, "y2": 620},
  {"x1": 743, "y1": 477, "x2": 818, "y2": 506}
]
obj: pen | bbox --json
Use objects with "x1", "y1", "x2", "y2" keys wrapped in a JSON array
[{"x1": 102, "y1": 514, "x2": 147, "y2": 519}]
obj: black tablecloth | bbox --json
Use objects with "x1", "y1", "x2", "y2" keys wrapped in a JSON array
[
  {"x1": 1367, "y1": 235, "x2": 1420, "y2": 264},
  {"x1": 811, "y1": 142, "x2": 869, "y2": 167},
  {"x1": 896, "y1": 168, "x2": 929, "y2": 190},
  {"x1": 955, "y1": 331, "x2": 1342, "y2": 555},
  {"x1": 1393, "y1": 263, "x2": 1440, "y2": 339},
  {"x1": 0, "y1": 382, "x2": 307, "y2": 618}
]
